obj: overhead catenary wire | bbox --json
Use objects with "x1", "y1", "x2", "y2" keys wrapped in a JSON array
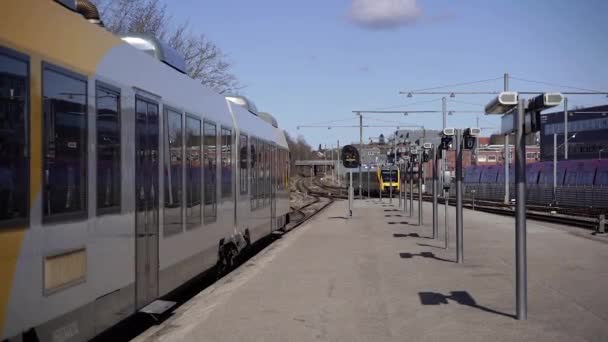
[
  {"x1": 406, "y1": 77, "x2": 504, "y2": 93},
  {"x1": 371, "y1": 97, "x2": 444, "y2": 111},
  {"x1": 510, "y1": 76, "x2": 606, "y2": 93}
]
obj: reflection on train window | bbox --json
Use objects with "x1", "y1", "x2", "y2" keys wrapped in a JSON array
[
  {"x1": 250, "y1": 138, "x2": 256, "y2": 209},
  {"x1": 596, "y1": 171, "x2": 608, "y2": 186},
  {"x1": 565, "y1": 171, "x2": 577, "y2": 185},
  {"x1": 0, "y1": 51, "x2": 28, "y2": 224},
  {"x1": 43, "y1": 65, "x2": 87, "y2": 220},
  {"x1": 186, "y1": 116, "x2": 201, "y2": 229},
  {"x1": 203, "y1": 121, "x2": 217, "y2": 223},
  {"x1": 239, "y1": 133, "x2": 248, "y2": 195},
  {"x1": 96, "y1": 85, "x2": 120, "y2": 213},
  {"x1": 164, "y1": 108, "x2": 183, "y2": 235},
  {"x1": 221, "y1": 127, "x2": 232, "y2": 199}
]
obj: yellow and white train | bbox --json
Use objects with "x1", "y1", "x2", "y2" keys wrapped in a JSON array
[{"x1": 0, "y1": 1, "x2": 291, "y2": 341}]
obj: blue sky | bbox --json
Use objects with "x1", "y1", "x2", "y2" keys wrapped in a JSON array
[{"x1": 170, "y1": 0, "x2": 608, "y2": 148}]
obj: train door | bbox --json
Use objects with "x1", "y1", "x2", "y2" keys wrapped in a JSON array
[
  {"x1": 221, "y1": 127, "x2": 235, "y2": 233},
  {"x1": 270, "y1": 144, "x2": 277, "y2": 230},
  {"x1": 135, "y1": 97, "x2": 160, "y2": 309}
]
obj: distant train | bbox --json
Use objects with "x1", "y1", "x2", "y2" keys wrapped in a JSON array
[
  {"x1": 377, "y1": 165, "x2": 400, "y2": 192},
  {"x1": 462, "y1": 159, "x2": 608, "y2": 207}
]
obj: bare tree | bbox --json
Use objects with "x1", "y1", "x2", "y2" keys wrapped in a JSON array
[
  {"x1": 93, "y1": 0, "x2": 241, "y2": 93},
  {"x1": 284, "y1": 131, "x2": 314, "y2": 172}
]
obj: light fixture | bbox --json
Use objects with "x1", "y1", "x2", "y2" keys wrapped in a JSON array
[
  {"x1": 403, "y1": 112, "x2": 408, "y2": 116},
  {"x1": 450, "y1": 93, "x2": 455, "y2": 98},
  {"x1": 448, "y1": 111, "x2": 454, "y2": 115},
  {"x1": 485, "y1": 91, "x2": 519, "y2": 115},
  {"x1": 407, "y1": 93, "x2": 413, "y2": 98}
]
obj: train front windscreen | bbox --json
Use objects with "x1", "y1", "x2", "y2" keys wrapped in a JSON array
[{"x1": 381, "y1": 169, "x2": 398, "y2": 182}]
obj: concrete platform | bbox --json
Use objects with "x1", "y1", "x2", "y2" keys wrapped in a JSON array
[{"x1": 135, "y1": 198, "x2": 608, "y2": 342}]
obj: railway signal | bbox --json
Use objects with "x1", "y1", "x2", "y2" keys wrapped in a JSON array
[{"x1": 341, "y1": 145, "x2": 360, "y2": 217}]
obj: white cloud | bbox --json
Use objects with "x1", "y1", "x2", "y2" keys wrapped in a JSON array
[{"x1": 348, "y1": 0, "x2": 422, "y2": 29}]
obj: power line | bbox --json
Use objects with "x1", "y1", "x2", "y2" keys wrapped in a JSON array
[
  {"x1": 406, "y1": 77, "x2": 503, "y2": 92},
  {"x1": 510, "y1": 76, "x2": 605, "y2": 93},
  {"x1": 448, "y1": 99, "x2": 486, "y2": 107},
  {"x1": 371, "y1": 97, "x2": 444, "y2": 111}
]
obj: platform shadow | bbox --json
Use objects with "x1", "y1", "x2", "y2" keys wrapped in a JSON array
[
  {"x1": 328, "y1": 216, "x2": 349, "y2": 219},
  {"x1": 418, "y1": 291, "x2": 514, "y2": 319},
  {"x1": 385, "y1": 214, "x2": 404, "y2": 217},
  {"x1": 399, "y1": 251, "x2": 453, "y2": 262},
  {"x1": 417, "y1": 243, "x2": 443, "y2": 249},
  {"x1": 393, "y1": 233, "x2": 431, "y2": 239},
  {"x1": 387, "y1": 222, "x2": 409, "y2": 225}
]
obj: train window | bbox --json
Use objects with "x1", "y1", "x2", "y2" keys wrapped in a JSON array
[
  {"x1": 164, "y1": 108, "x2": 183, "y2": 235},
  {"x1": 257, "y1": 139, "x2": 263, "y2": 207},
  {"x1": 596, "y1": 170, "x2": 608, "y2": 186},
  {"x1": 96, "y1": 85, "x2": 120, "y2": 214},
  {"x1": 0, "y1": 50, "x2": 28, "y2": 224},
  {"x1": 221, "y1": 127, "x2": 232, "y2": 199},
  {"x1": 565, "y1": 171, "x2": 577, "y2": 185},
  {"x1": 250, "y1": 137, "x2": 256, "y2": 209},
  {"x1": 186, "y1": 116, "x2": 201, "y2": 229},
  {"x1": 43, "y1": 65, "x2": 87, "y2": 220},
  {"x1": 239, "y1": 133, "x2": 248, "y2": 195},
  {"x1": 577, "y1": 170, "x2": 594, "y2": 186},
  {"x1": 203, "y1": 121, "x2": 217, "y2": 223}
]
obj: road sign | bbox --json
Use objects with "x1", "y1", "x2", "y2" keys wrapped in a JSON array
[{"x1": 341, "y1": 145, "x2": 360, "y2": 168}]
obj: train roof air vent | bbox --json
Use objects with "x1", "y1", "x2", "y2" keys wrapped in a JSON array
[
  {"x1": 121, "y1": 34, "x2": 187, "y2": 74},
  {"x1": 225, "y1": 95, "x2": 259, "y2": 116},
  {"x1": 258, "y1": 112, "x2": 279, "y2": 128}
]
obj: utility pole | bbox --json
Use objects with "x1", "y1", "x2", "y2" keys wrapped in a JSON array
[
  {"x1": 441, "y1": 97, "x2": 447, "y2": 193},
  {"x1": 359, "y1": 113, "x2": 363, "y2": 199},
  {"x1": 564, "y1": 97, "x2": 569, "y2": 160},
  {"x1": 504, "y1": 73, "x2": 510, "y2": 204},
  {"x1": 337, "y1": 140, "x2": 340, "y2": 186},
  {"x1": 432, "y1": 145, "x2": 439, "y2": 239}
]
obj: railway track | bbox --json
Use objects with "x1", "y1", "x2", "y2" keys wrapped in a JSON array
[
  {"x1": 412, "y1": 193, "x2": 606, "y2": 231},
  {"x1": 286, "y1": 176, "x2": 343, "y2": 231}
]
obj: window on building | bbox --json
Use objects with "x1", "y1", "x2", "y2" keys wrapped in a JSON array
[
  {"x1": 164, "y1": 108, "x2": 183, "y2": 235},
  {"x1": 96, "y1": 85, "x2": 120, "y2": 213},
  {"x1": 43, "y1": 65, "x2": 87, "y2": 220},
  {"x1": 526, "y1": 152, "x2": 536, "y2": 159},
  {"x1": 487, "y1": 155, "x2": 497, "y2": 162},
  {"x1": 221, "y1": 127, "x2": 232, "y2": 199},
  {"x1": 239, "y1": 133, "x2": 248, "y2": 195},
  {"x1": 203, "y1": 121, "x2": 217, "y2": 222},
  {"x1": 186, "y1": 116, "x2": 201, "y2": 228},
  {"x1": 0, "y1": 50, "x2": 28, "y2": 224},
  {"x1": 477, "y1": 155, "x2": 487, "y2": 162}
]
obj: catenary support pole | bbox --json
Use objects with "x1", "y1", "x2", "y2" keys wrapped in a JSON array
[
  {"x1": 564, "y1": 97, "x2": 568, "y2": 160},
  {"x1": 432, "y1": 146, "x2": 439, "y2": 239},
  {"x1": 553, "y1": 133, "x2": 557, "y2": 204},
  {"x1": 349, "y1": 170, "x2": 354, "y2": 217},
  {"x1": 418, "y1": 160, "x2": 423, "y2": 226},
  {"x1": 504, "y1": 73, "x2": 510, "y2": 204},
  {"x1": 444, "y1": 188, "x2": 449, "y2": 249},
  {"x1": 359, "y1": 114, "x2": 363, "y2": 199},
  {"x1": 455, "y1": 130, "x2": 464, "y2": 264},
  {"x1": 515, "y1": 99, "x2": 528, "y2": 320},
  {"x1": 409, "y1": 164, "x2": 414, "y2": 217}
]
